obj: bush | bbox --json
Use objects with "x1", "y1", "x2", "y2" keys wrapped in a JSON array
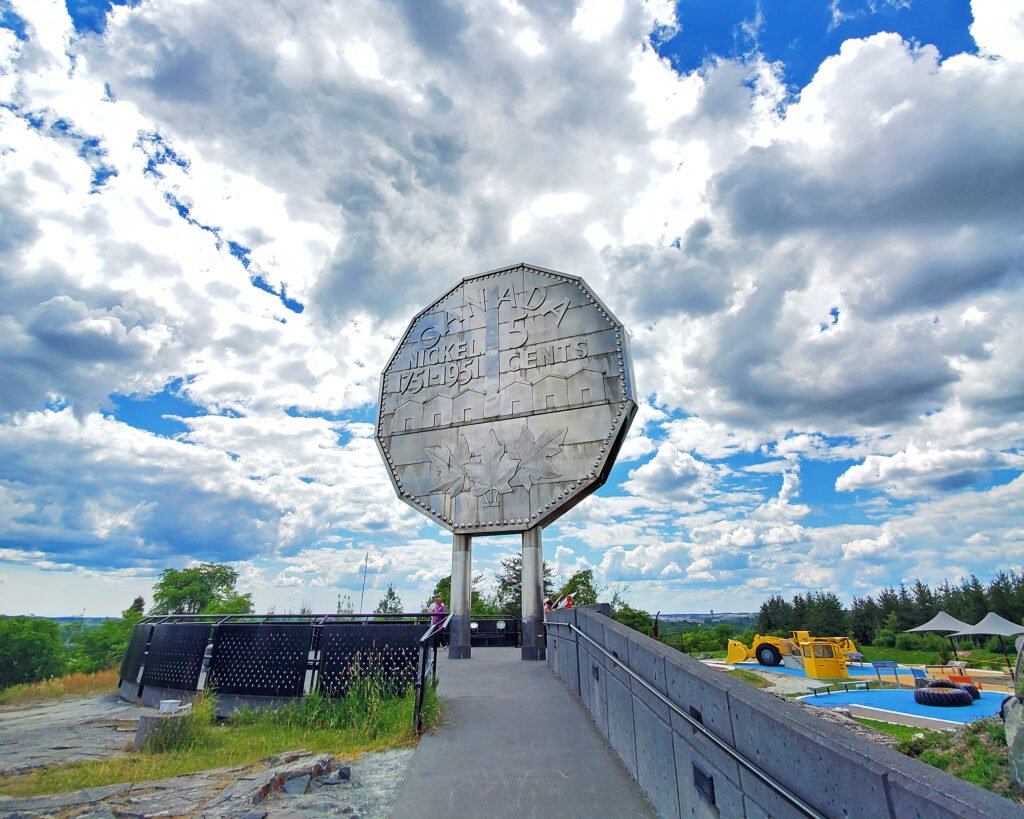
[
  {"x1": 894, "y1": 632, "x2": 922, "y2": 651},
  {"x1": 0, "y1": 616, "x2": 65, "y2": 689},
  {"x1": 143, "y1": 694, "x2": 217, "y2": 753},
  {"x1": 873, "y1": 628, "x2": 896, "y2": 648}
]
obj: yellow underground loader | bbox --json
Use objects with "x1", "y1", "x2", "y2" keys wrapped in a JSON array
[{"x1": 726, "y1": 631, "x2": 859, "y2": 678}]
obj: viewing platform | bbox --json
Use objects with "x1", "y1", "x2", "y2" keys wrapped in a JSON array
[{"x1": 392, "y1": 647, "x2": 656, "y2": 818}]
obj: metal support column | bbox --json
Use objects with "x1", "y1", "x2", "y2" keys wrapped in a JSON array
[
  {"x1": 521, "y1": 526, "x2": 545, "y2": 661},
  {"x1": 449, "y1": 533, "x2": 472, "y2": 659}
]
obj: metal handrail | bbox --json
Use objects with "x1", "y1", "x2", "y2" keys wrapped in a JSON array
[
  {"x1": 548, "y1": 620, "x2": 827, "y2": 819},
  {"x1": 413, "y1": 611, "x2": 454, "y2": 732},
  {"x1": 138, "y1": 611, "x2": 435, "y2": 625}
]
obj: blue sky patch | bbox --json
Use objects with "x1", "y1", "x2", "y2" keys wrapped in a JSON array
[
  {"x1": 660, "y1": 0, "x2": 975, "y2": 91},
  {"x1": 0, "y1": 3, "x2": 27, "y2": 41},
  {"x1": 109, "y1": 380, "x2": 205, "y2": 437},
  {"x1": 64, "y1": 0, "x2": 136, "y2": 35}
]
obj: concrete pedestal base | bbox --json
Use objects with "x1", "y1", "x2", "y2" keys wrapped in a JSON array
[
  {"x1": 448, "y1": 645, "x2": 472, "y2": 660},
  {"x1": 521, "y1": 645, "x2": 545, "y2": 661}
]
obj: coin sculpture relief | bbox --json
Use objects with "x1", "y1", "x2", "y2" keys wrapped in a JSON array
[{"x1": 377, "y1": 263, "x2": 637, "y2": 534}]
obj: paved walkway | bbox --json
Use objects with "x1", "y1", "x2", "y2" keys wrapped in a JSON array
[{"x1": 392, "y1": 647, "x2": 656, "y2": 819}]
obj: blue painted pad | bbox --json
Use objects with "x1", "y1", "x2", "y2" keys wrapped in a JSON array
[{"x1": 801, "y1": 689, "x2": 1004, "y2": 723}]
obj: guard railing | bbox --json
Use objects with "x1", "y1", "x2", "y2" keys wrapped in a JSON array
[
  {"x1": 545, "y1": 619, "x2": 827, "y2": 819},
  {"x1": 414, "y1": 611, "x2": 453, "y2": 732}
]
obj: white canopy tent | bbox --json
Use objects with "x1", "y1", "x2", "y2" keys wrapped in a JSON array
[
  {"x1": 905, "y1": 611, "x2": 972, "y2": 633},
  {"x1": 904, "y1": 611, "x2": 973, "y2": 659},
  {"x1": 950, "y1": 612, "x2": 1024, "y2": 675}
]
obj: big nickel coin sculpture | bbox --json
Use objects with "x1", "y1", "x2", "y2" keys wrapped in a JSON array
[{"x1": 377, "y1": 263, "x2": 636, "y2": 659}]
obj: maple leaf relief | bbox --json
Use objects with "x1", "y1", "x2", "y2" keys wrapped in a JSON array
[
  {"x1": 424, "y1": 434, "x2": 472, "y2": 496},
  {"x1": 464, "y1": 430, "x2": 518, "y2": 503},
  {"x1": 510, "y1": 426, "x2": 566, "y2": 488}
]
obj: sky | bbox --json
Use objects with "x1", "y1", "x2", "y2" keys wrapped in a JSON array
[{"x1": 0, "y1": 0, "x2": 1022, "y2": 617}]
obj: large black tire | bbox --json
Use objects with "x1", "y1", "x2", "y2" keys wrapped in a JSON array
[
  {"x1": 755, "y1": 643, "x2": 782, "y2": 667},
  {"x1": 926, "y1": 680, "x2": 959, "y2": 689},
  {"x1": 958, "y1": 683, "x2": 981, "y2": 700},
  {"x1": 914, "y1": 687, "x2": 973, "y2": 707}
]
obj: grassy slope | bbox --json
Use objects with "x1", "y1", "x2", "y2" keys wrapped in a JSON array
[{"x1": 0, "y1": 685, "x2": 440, "y2": 798}]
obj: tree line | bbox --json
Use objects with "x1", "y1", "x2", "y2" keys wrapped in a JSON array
[
  {"x1": 758, "y1": 571, "x2": 1024, "y2": 647},
  {"x1": 0, "y1": 562, "x2": 255, "y2": 690},
  {"x1": 427, "y1": 559, "x2": 654, "y2": 634}
]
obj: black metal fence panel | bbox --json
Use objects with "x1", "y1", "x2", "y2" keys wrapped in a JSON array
[
  {"x1": 119, "y1": 623, "x2": 152, "y2": 684},
  {"x1": 208, "y1": 624, "x2": 313, "y2": 697},
  {"x1": 319, "y1": 622, "x2": 422, "y2": 698},
  {"x1": 140, "y1": 623, "x2": 210, "y2": 691},
  {"x1": 471, "y1": 617, "x2": 519, "y2": 646}
]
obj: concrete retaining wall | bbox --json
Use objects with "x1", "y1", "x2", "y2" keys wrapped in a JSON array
[{"x1": 546, "y1": 606, "x2": 1022, "y2": 818}]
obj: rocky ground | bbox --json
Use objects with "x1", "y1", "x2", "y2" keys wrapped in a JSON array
[
  {"x1": 0, "y1": 672, "x2": 908, "y2": 818},
  {"x1": 0, "y1": 696, "x2": 414, "y2": 818},
  {"x1": 0, "y1": 695, "x2": 144, "y2": 776}
]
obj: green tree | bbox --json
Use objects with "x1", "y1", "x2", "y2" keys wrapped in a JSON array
[
  {"x1": 427, "y1": 576, "x2": 452, "y2": 610},
  {"x1": 757, "y1": 594, "x2": 793, "y2": 633},
  {"x1": 804, "y1": 590, "x2": 848, "y2": 635},
  {"x1": 556, "y1": 569, "x2": 599, "y2": 606},
  {"x1": 426, "y1": 574, "x2": 497, "y2": 615},
  {"x1": 961, "y1": 574, "x2": 988, "y2": 623},
  {"x1": 336, "y1": 593, "x2": 354, "y2": 614},
  {"x1": 492, "y1": 556, "x2": 555, "y2": 617},
  {"x1": 610, "y1": 588, "x2": 653, "y2": 635},
  {"x1": 873, "y1": 611, "x2": 899, "y2": 647},
  {"x1": 200, "y1": 592, "x2": 255, "y2": 615},
  {"x1": 374, "y1": 584, "x2": 404, "y2": 614},
  {"x1": 848, "y1": 595, "x2": 881, "y2": 645},
  {"x1": 910, "y1": 579, "x2": 936, "y2": 626},
  {"x1": 150, "y1": 563, "x2": 252, "y2": 615},
  {"x1": 987, "y1": 571, "x2": 1018, "y2": 622},
  {"x1": 613, "y1": 602, "x2": 654, "y2": 634},
  {"x1": 69, "y1": 602, "x2": 146, "y2": 674},
  {"x1": 0, "y1": 616, "x2": 65, "y2": 688}
]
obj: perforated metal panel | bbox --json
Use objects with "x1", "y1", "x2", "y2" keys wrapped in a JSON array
[
  {"x1": 208, "y1": 624, "x2": 313, "y2": 696},
  {"x1": 140, "y1": 623, "x2": 210, "y2": 691},
  {"x1": 470, "y1": 617, "x2": 519, "y2": 647},
  {"x1": 319, "y1": 623, "x2": 422, "y2": 698},
  {"x1": 119, "y1": 623, "x2": 152, "y2": 684}
]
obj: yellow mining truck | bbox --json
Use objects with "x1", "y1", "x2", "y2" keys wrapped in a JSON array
[{"x1": 726, "y1": 631, "x2": 859, "y2": 679}]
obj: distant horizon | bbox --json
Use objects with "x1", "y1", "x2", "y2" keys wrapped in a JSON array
[{"x1": 21, "y1": 609, "x2": 762, "y2": 620}]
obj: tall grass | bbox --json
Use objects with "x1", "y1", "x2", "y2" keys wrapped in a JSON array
[
  {"x1": 0, "y1": 679, "x2": 440, "y2": 798},
  {"x1": 0, "y1": 668, "x2": 119, "y2": 706},
  {"x1": 141, "y1": 694, "x2": 217, "y2": 753}
]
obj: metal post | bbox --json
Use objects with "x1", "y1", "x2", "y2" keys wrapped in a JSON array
[
  {"x1": 449, "y1": 533, "x2": 472, "y2": 659},
  {"x1": 521, "y1": 525, "x2": 545, "y2": 661}
]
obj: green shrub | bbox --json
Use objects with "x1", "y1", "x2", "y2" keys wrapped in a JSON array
[
  {"x1": 894, "y1": 632, "x2": 921, "y2": 651},
  {"x1": 0, "y1": 617, "x2": 65, "y2": 689},
  {"x1": 143, "y1": 695, "x2": 216, "y2": 754},
  {"x1": 873, "y1": 628, "x2": 896, "y2": 648}
]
